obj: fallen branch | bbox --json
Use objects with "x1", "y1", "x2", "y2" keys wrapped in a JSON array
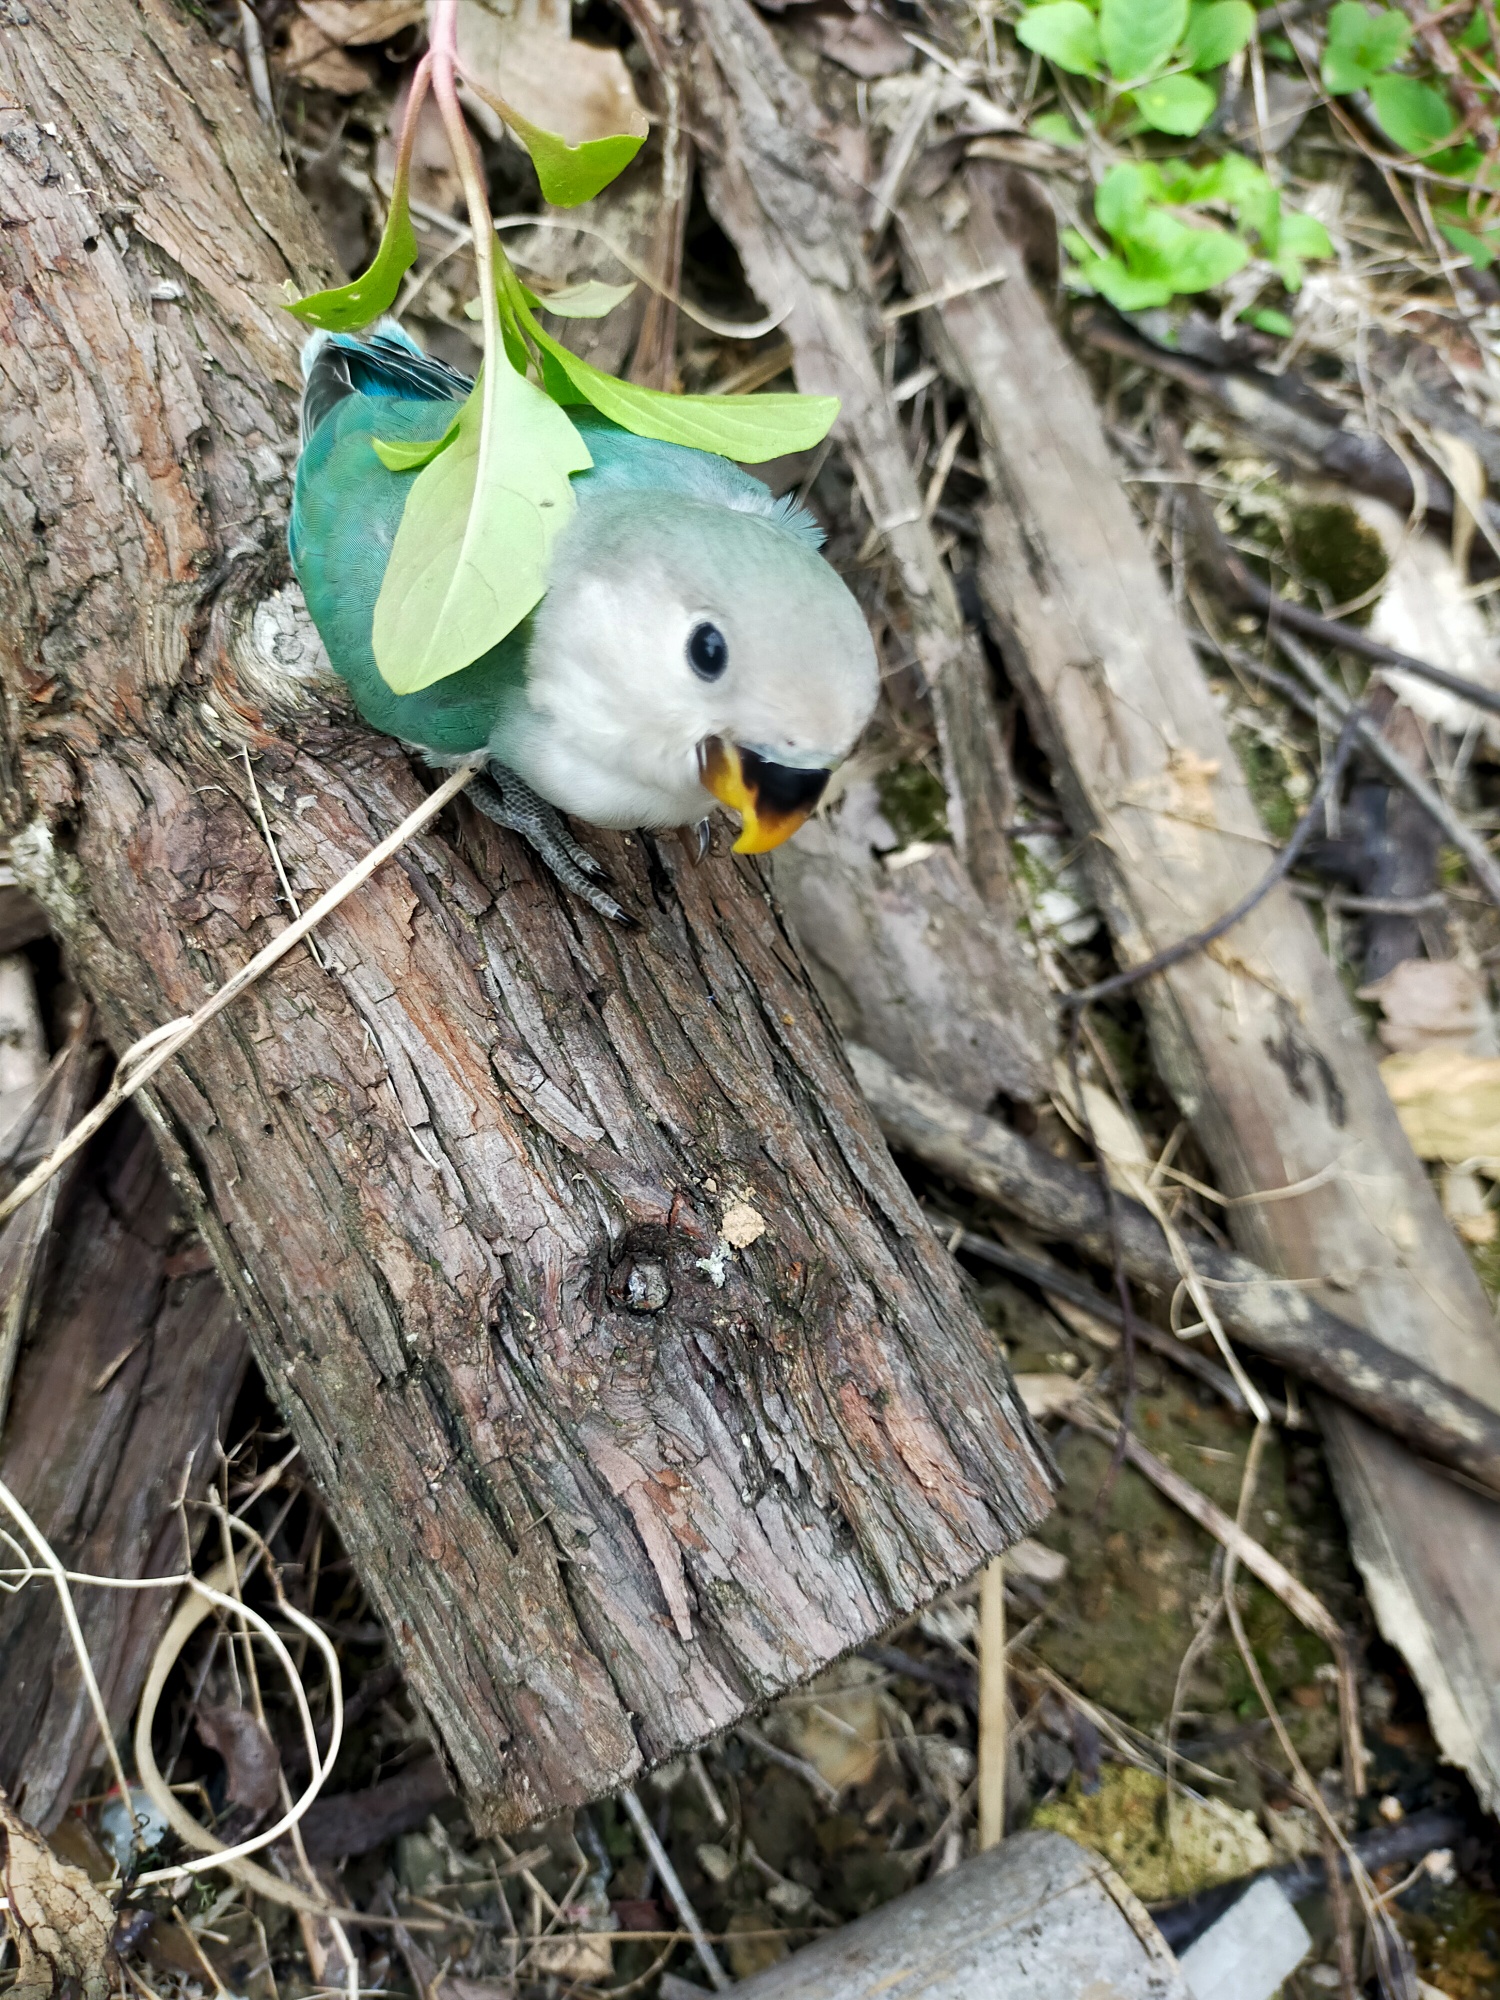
[
  {"x1": 854, "y1": 1045, "x2": 1500, "y2": 1496},
  {"x1": 1207, "y1": 629, "x2": 1500, "y2": 916}
]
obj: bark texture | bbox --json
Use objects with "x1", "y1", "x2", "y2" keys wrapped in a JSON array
[
  {"x1": 0, "y1": 3, "x2": 1050, "y2": 1832},
  {"x1": 902, "y1": 164, "x2": 1500, "y2": 1808}
]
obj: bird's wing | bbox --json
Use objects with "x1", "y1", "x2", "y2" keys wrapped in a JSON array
[
  {"x1": 291, "y1": 336, "x2": 527, "y2": 757},
  {"x1": 300, "y1": 320, "x2": 475, "y2": 445},
  {"x1": 570, "y1": 411, "x2": 826, "y2": 550}
]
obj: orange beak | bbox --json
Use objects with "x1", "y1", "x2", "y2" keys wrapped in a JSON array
[{"x1": 698, "y1": 738, "x2": 832, "y2": 853}]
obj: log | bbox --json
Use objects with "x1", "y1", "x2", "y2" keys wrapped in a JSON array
[
  {"x1": 0, "y1": 1106, "x2": 247, "y2": 1830},
  {"x1": 0, "y1": 4, "x2": 1050, "y2": 1833},
  {"x1": 899, "y1": 162, "x2": 1500, "y2": 1808},
  {"x1": 726, "y1": 1830, "x2": 1191, "y2": 1999},
  {"x1": 853, "y1": 1044, "x2": 1500, "y2": 1496}
]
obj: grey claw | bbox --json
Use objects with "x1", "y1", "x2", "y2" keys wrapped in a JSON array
[
  {"x1": 466, "y1": 766, "x2": 634, "y2": 924},
  {"x1": 689, "y1": 817, "x2": 712, "y2": 865}
]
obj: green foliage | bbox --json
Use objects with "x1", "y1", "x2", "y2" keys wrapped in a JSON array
[
  {"x1": 372, "y1": 413, "x2": 460, "y2": 472},
  {"x1": 1065, "y1": 155, "x2": 1329, "y2": 311},
  {"x1": 1017, "y1": 0, "x2": 1251, "y2": 135},
  {"x1": 875, "y1": 763, "x2": 950, "y2": 846},
  {"x1": 286, "y1": 179, "x2": 417, "y2": 331},
  {"x1": 498, "y1": 112, "x2": 646, "y2": 208},
  {"x1": 1100, "y1": 0, "x2": 1188, "y2": 79},
  {"x1": 1180, "y1": 0, "x2": 1255, "y2": 70},
  {"x1": 370, "y1": 350, "x2": 592, "y2": 695},
  {"x1": 1368, "y1": 70, "x2": 1455, "y2": 151},
  {"x1": 1017, "y1": 1, "x2": 1101, "y2": 75},
  {"x1": 1320, "y1": 2, "x2": 1411, "y2": 93},
  {"x1": 494, "y1": 258, "x2": 840, "y2": 462},
  {"x1": 1130, "y1": 72, "x2": 1218, "y2": 133},
  {"x1": 525, "y1": 277, "x2": 637, "y2": 319}
]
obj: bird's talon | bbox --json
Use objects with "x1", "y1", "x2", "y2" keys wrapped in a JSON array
[{"x1": 690, "y1": 817, "x2": 712, "y2": 865}]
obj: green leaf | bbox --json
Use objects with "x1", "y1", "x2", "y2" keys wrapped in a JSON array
[
  {"x1": 1369, "y1": 70, "x2": 1456, "y2": 151},
  {"x1": 1095, "y1": 161, "x2": 1158, "y2": 238},
  {"x1": 1076, "y1": 251, "x2": 1178, "y2": 310},
  {"x1": 1181, "y1": 0, "x2": 1254, "y2": 69},
  {"x1": 286, "y1": 180, "x2": 417, "y2": 331},
  {"x1": 370, "y1": 355, "x2": 593, "y2": 694},
  {"x1": 526, "y1": 277, "x2": 638, "y2": 319},
  {"x1": 1321, "y1": 1, "x2": 1411, "y2": 91},
  {"x1": 1017, "y1": 1, "x2": 1102, "y2": 74},
  {"x1": 373, "y1": 413, "x2": 461, "y2": 472},
  {"x1": 461, "y1": 73, "x2": 646, "y2": 206},
  {"x1": 1245, "y1": 307, "x2": 1296, "y2": 334},
  {"x1": 1030, "y1": 110, "x2": 1088, "y2": 145},
  {"x1": 1438, "y1": 218, "x2": 1498, "y2": 267},
  {"x1": 1130, "y1": 71, "x2": 1218, "y2": 132},
  {"x1": 541, "y1": 340, "x2": 838, "y2": 460},
  {"x1": 1100, "y1": 0, "x2": 1189, "y2": 78},
  {"x1": 1458, "y1": 7, "x2": 1489, "y2": 48}
]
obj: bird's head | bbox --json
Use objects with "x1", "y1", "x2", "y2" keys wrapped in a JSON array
[{"x1": 524, "y1": 491, "x2": 879, "y2": 849}]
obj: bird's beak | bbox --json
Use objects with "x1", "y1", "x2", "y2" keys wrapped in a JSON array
[{"x1": 698, "y1": 738, "x2": 832, "y2": 854}]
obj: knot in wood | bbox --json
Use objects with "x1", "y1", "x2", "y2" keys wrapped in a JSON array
[{"x1": 609, "y1": 1256, "x2": 672, "y2": 1314}]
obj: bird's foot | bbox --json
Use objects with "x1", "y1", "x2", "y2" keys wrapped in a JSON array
[{"x1": 467, "y1": 767, "x2": 635, "y2": 926}]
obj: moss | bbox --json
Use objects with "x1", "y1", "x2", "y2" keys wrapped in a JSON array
[
  {"x1": 1233, "y1": 727, "x2": 1300, "y2": 841},
  {"x1": 1030, "y1": 1764, "x2": 1272, "y2": 1901},
  {"x1": 876, "y1": 761, "x2": 950, "y2": 846},
  {"x1": 1285, "y1": 500, "x2": 1388, "y2": 620},
  {"x1": 1030, "y1": 1380, "x2": 1356, "y2": 1773},
  {"x1": 1400, "y1": 1882, "x2": 1500, "y2": 1998}
]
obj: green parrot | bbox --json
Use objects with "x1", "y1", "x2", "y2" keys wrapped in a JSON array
[{"x1": 290, "y1": 324, "x2": 878, "y2": 919}]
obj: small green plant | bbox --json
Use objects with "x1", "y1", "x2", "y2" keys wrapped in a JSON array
[
  {"x1": 1316, "y1": 2, "x2": 1500, "y2": 261},
  {"x1": 285, "y1": 0, "x2": 839, "y2": 697},
  {"x1": 1017, "y1": 0, "x2": 1255, "y2": 136},
  {"x1": 1063, "y1": 155, "x2": 1332, "y2": 312}
]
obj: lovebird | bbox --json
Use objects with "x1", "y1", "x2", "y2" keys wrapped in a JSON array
[{"x1": 290, "y1": 324, "x2": 878, "y2": 920}]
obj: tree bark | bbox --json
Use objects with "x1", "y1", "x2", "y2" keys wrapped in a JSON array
[{"x1": 0, "y1": 3, "x2": 1050, "y2": 1833}]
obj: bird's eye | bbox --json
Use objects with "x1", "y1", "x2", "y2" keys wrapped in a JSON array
[{"x1": 687, "y1": 621, "x2": 729, "y2": 682}]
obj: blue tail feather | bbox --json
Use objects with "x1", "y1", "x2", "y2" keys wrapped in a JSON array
[{"x1": 299, "y1": 320, "x2": 473, "y2": 444}]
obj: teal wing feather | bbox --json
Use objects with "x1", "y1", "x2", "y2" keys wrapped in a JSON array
[
  {"x1": 290, "y1": 376, "x2": 530, "y2": 758},
  {"x1": 290, "y1": 328, "x2": 823, "y2": 759}
]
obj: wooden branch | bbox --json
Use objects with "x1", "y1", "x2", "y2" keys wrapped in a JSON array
[
  {"x1": 856, "y1": 1045, "x2": 1500, "y2": 1497},
  {"x1": 899, "y1": 162, "x2": 1500, "y2": 1812},
  {"x1": 0, "y1": 4, "x2": 1051, "y2": 1832}
]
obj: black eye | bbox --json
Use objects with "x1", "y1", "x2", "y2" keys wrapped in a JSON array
[{"x1": 687, "y1": 621, "x2": 729, "y2": 681}]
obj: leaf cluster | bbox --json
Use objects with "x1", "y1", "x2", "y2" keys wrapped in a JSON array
[
  {"x1": 1063, "y1": 155, "x2": 1331, "y2": 313},
  {"x1": 1018, "y1": 0, "x2": 1255, "y2": 136}
]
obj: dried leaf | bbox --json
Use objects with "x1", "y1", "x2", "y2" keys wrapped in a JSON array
[
  {"x1": 776, "y1": 1659, "x2": 885, "y2": 1789},
  {"x1": 279, "y1": 15, "x2": 376, "y2": 92},
  {"x1": 1380, "y1": 1048, "x2": 1500, "y2": 1167},
  {"x1": 797, "y1": 7, "x2": 913, "y2": 78},
  {"x1": 298, "y1": 0, "x2": 424, "y2": 45},
  {"x1": 0, "y1": 1790, "x2": 116, "y2": 2000},
  {"x1": 1358, "y1": 959, "x2": 1490, "y2": 1055},
  {"x1": 196, "y1": 1701, "x2": 283, "y2": 1819}
]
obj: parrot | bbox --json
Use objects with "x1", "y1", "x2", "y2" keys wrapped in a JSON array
[{"x1": 289, "y1": 323, "x2": 879, "y2": 921}]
